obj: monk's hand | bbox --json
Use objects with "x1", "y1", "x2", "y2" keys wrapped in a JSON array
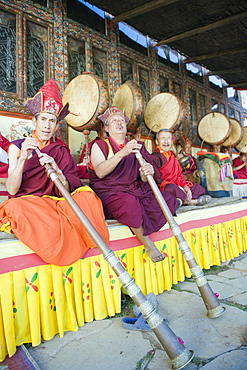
[
  {"x1": 122, "y1": 139, "x2": 142, "y2": 156},
  {"x1": 20, "y1": 137, "x2": 39, "y2": 160},
  {"x1": 183, "y1": 185, "x2": 192, "y2": 201},
  {"x1": 37, "y1": 152, "x2": 60, "y2": 172},
  {"x1": 140, "y1": 162, "x2": 154, "y2": 181}
]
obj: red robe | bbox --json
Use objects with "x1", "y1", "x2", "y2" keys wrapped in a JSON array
[
  {"x1": 233, "y1": 156, "x2": 247, "y2": 179},
  {"x1": 152, "y1": 149, "x2": 205, "y2": 201},
  {"x1": 89, "y1": 137, "x2": 179, "y2": 236},
  {"x1": 0, "y1": 138, "x2": 109, "y2": 266},
  {"x1": 152, "y1": 149, "x2": 193, "y2": 190},
  {"x1": 0, "y1": 133, "x2": 10, "y2": 196}
]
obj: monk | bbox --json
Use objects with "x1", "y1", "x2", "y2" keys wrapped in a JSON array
[
  {"x1": 233, "y1": 152, "x2": 247, "y2": 179},
  {"x1": 77, "y1": 128, "x2": 107, "y2": 179},
  {"x1": 177, "y1": 135, "x2": 199, "y2": 183},
  {"x1": 90, "y1": 106, "x2": 179, "y2": 263},
  {"x1": 0, "y1": 79, "x2": 109, "y2": 266},
  {"x1": 152, "y1": 129, "x2": 211, "y2": 206},
  {"x1": 0, "y1": 133, "x2": 10, "y2": 198}
]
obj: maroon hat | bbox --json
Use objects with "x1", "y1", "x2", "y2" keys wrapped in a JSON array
[
  {"x1": 98, "y1": 106, "x2": 129, "y2": 124},
  {"x1": 26, "y1": 79, "x2": 70, "y2": 122}
]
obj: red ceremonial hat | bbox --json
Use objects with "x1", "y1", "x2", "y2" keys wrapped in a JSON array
[
  {"x1": 98, "y1": 106, "x2": 129, "y2": 124},
  {"x1": 26, "y1": 79, "x2": 70, "y2": 122},
  {"x1": 179, "y1": 135, "x2": 191, "y2": 147}
]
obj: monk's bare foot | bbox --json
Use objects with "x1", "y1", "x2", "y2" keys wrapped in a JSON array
[
  {"x1": 130, "y1": 226, "x2": 166, "y2": 263},
  {"x1": 145, "y1": 244, "x2": 166, "y2": 263}
]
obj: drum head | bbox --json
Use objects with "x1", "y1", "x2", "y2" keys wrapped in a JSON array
[
  {"x1": 113, "y1": 80, "x2": 144, "y2": 132},
  {"x1": 62, "y1": 73, "x2": 109, "y2": 132},
  {"x1": 223, "y1": 118, "x2": 243, "y2": 147},
  {"x1": 198, "y1": 112, "x2": 231, "y2": 145},
  {"x1": 144, "y1": 93, "x2": 183, "y2": 133},
  {"x1": 236, "y1": 126, "x2": 247, "y2": 153}
]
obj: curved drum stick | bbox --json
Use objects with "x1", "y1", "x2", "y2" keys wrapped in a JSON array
[
  {"x1": 41, "y1": 163, "x2": 194, "y2": 370},
  {"x1": 135, "y1": 152, "x2": 225, "y2": 319}
]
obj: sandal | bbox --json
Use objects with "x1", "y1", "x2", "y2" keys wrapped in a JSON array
[
  {"x1": 196, "y1": 195, "x2": 211, "y2": 206},
  {"x1": 121, "y1": 314, "x2": 168, "y2": 332},
  {"x1": 121, "y1": 314, "x2": 153, "y2": 331}
]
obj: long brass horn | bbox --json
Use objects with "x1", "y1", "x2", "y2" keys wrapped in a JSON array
[
  {"x1": 41, "y1": 162, "x2": 194, "y2": 370},
  {"x1": 135, "y1": 151, "x2": 225, "y2": 319}
]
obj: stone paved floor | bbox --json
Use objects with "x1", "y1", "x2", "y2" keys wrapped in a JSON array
[{"x1": 26, "y1": 251, "x2": 247, "y2": 370}]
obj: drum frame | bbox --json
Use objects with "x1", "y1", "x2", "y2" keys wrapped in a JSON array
[
  {"x1": 113, "y1": 80, "x2": 144, "y2": 133},
  {"x1": 198, "y1": 112, "x2": 231, "y2": 145},
  {"x1": 222, "y1": 118, "x2": 244, "y2": 147},
  {"x1": 63, "y1": 72, "x2": 109, "y2": 132},
  {"x1": 144, "y1": 92, "x2": 184, "y2": 133}
]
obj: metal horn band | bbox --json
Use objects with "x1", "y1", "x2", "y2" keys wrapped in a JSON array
[
  {"x1": 135, "y1": 151, "x2": 225, "y2": 319},
  {"x1": 42, "y1": 163, "x2": 194, "y2": 370}
]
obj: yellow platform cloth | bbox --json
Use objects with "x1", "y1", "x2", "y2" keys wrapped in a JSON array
[{"x1": 0, "y1": 201, "x2": 247, "y2": 360}]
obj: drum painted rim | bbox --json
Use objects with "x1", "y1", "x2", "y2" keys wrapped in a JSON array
[
  {"x1": 236, "y1": 126, "x2": 247, "y2": 153},
  {"x1": 222, "y1": 118, "x2": 244, "y2": 147}
]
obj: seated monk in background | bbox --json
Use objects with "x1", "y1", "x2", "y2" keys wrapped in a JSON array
[
  {"x1": 0, "y1": 79, "x2": 109, "y2": 266},
  {"x1": 77, "y1": 128, "x2": 107, "y2": 179},
  {"x1": 233, "y1": 152, "x2": 247, "y2": 179},
  {"x1": 90, "y1": 107, "x2": 179, "y2": 263},
  {"x1": 152, "y1": 129, "x2": 211, "y2": 206},
  {"x1": 177, "y1": 135, "x2": 199, "y2": 183},
  {"x1": 210, "y1": 144, "x2": 222, "y2": 153},
  {"x1": 0, "y1": 133, "x2": 10, "y2": 198}
]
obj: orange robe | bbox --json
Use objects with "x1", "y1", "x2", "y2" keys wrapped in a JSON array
[
  {"x1": 1, "y1": 137, "x2": 109, "y2": 266},
  {"x1": 0, "y1": 187, "x2": 109, "y2": 266}
]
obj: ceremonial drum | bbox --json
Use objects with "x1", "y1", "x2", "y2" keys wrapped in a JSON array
[
  {"x1": 198, "y1": 113, "x2": 233, "y2": 197},
  {"x1": 222, "y1": 118, "x2": 243, "y2": 147},
  {"x1": 198, "y1": 112, "x2": 231, "y2": 145},
  {"x1": 62, "y1": 72, "x2": 109, "y2": 132},
  {"x1": 112, "y1": 80, "x2": 144, "y2": 132},
  {"x1": 144, "y1": 93, "x2": 183, "y2": 133},
  {"x1": 236, "y1": 127, "x2": 247, "y2": 153}
]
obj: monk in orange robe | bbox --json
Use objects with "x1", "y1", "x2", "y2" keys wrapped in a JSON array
[{"x1": 0, "y1": 79, "x2": 109, "y2": 266}]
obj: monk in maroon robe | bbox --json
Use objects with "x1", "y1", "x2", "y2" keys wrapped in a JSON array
[
  {"x1": 0, "y1": 133, "x2": 10, "y2": 197},
  {"x1": 177, "y1": 135, "x2": 199, "y2": 183},
  {"x1": 233, "y1": 152, "x2": 247, "y2": 179},
  {"x1": 0, "y1": 79, "x2": 109, "y2": 266},
  {"x1": 152, "y1": 129, "x2": 210, "y2": 206},
  {"x1": 8, "y1": 135, "x2": 80, "y2": 198},
  {"x1": 90, "y1": 106, "x2": 179, "y2": 263}
]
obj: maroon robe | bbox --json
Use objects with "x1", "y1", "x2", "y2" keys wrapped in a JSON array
[
  {"x1": 233, "y1": 156, "x2": 247, "y2": 179},
  {"x1": 179, "y1": 151, "x2": 197, "y2": 174},
  {"x1": 0, "y1": 134, "x2": 10, "y2": 196},
  {"x1": 10, "y1": 138, "x2": 81, "y2": 198},
  {"x1": 0, "y1": 137, "x2": 109, "y2": 266},
  {"x1": 89, "y1": 137, "x2": 179, "y2": 236},
  {"x1": 152, "y1": 150, "x2": 205, "y2": 202}
]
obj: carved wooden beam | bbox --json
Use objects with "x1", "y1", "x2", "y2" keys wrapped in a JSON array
[
  {"x1": 182, "y1": 47, "x2": 247, "y2": 64},
  {"x1": 207, "y1": 66, "x2": 247, "y2": 76},
  {"x1": 223, "y1": 81, "x2": 247, "y2": 88},
  {"x1": 112, "y1": 0, "x2": 178, "y2": 23},
  {"x1": 154, "y1": 10, "x2": 247, "y2": 46}
]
